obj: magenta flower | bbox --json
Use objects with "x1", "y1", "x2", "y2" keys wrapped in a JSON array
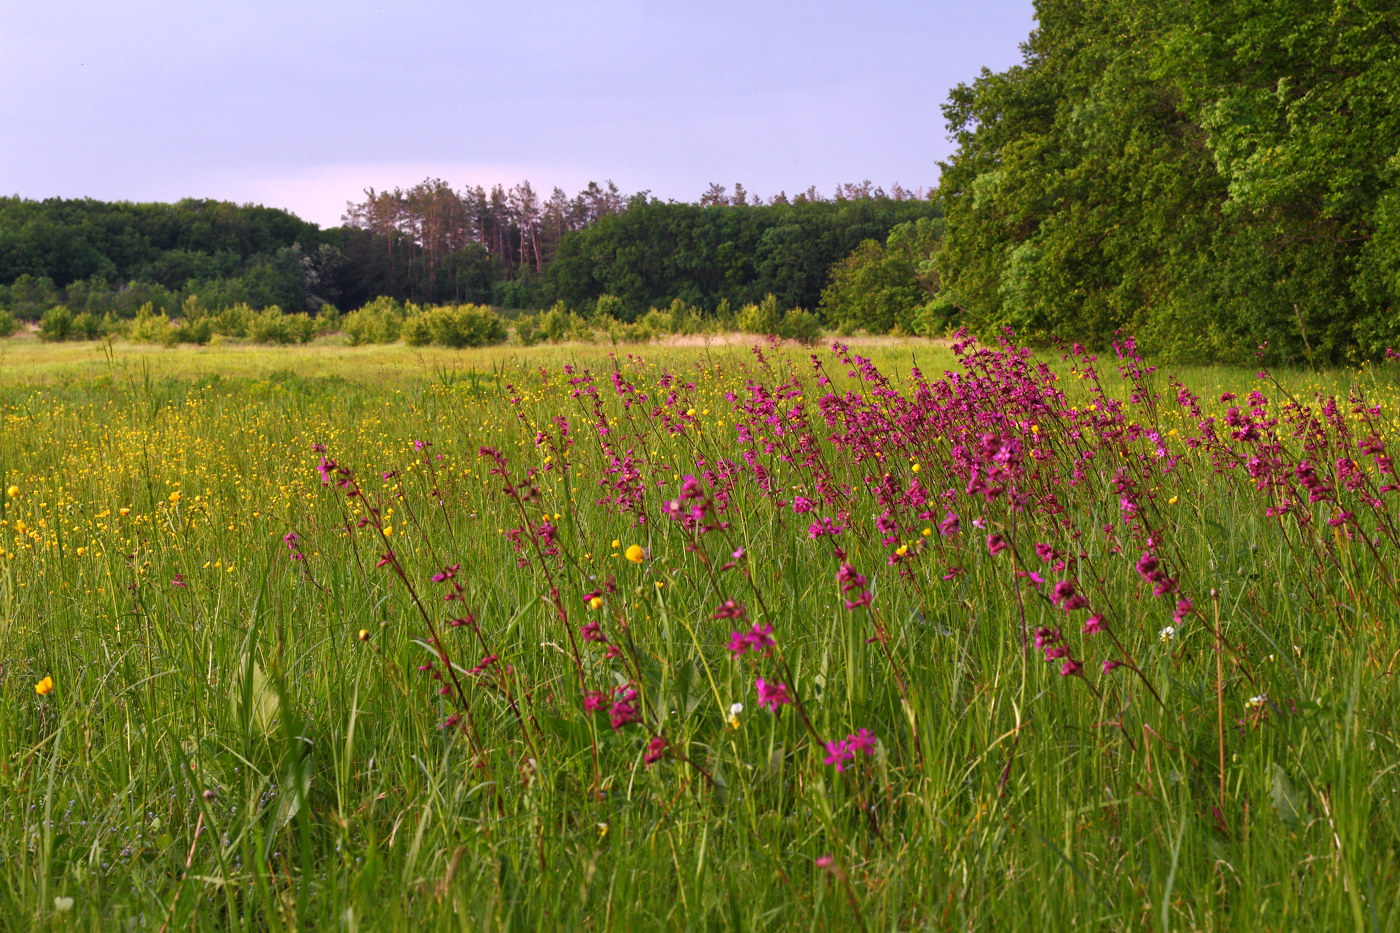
[
  {"x1": 824, "y1": 739, "x2": 854, "y2": 771},
  {"x1": 643, "y1": 735, "x2": 668, "y2": 765},
  {"x1": 986, "y1": 533, "x2": 1008, "y2": 555},
  {"x1": 755, "y1": 678, "x2": 792, "y2": 712}
]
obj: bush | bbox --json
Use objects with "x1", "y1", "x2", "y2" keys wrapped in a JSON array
[
  {"x1": 911, "y1": 299, "x2": 957, "y2": 338},
  {"x1": 211, "y1": 304, "x2": 253, "y2": 338},
  {"x1": 343, "y1": 297, "x2": 407, "y2": 345},
  {"x1": 247, "y1": 308, "x2": 315, "y2": 345},
  {"x1": 128, "y1": 305, "x2": 177, "y2": 345},
  {"x1": 314, "y1": 304, "x2": 342, "y2": 335},
  {"x1": 0, "y1": 309, "x2": 18, "y2": 338},
  {"x1": 778, "y1": 308, "x2": 823, "y2": 344},
  {"x1": 38, "y1": 306, "x2": 74, "y2": 342},
  {"x1": 402, "y1": 312, "x2": 433, "y2": 346},
  {"x1": 71, "y1": 311, "x2": 104, "y2": 340},
  {"x1": 736, "y1": 294, "x2": 782, "y2": 335},
  {"x1": 515, "y1": 313, "x2": 543, "y2": 346},
  {"x1": 174, "y1": 316, "x2": 213, "y2": 345},
  {"x1": 101, "y1": 312, "x2": 127, "y2": 337},
  {"x1": 424, "y1": 304, "x2": 507, "y2": 348}
]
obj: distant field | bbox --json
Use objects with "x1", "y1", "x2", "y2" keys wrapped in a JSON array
[{"x1": 2, "y1": 336, "x2": 1398, "y2": 929}]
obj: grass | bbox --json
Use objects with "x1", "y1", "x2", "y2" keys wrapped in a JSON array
[{"x1": 2, "y1": 334, "x2": 1398, "y2": 930}]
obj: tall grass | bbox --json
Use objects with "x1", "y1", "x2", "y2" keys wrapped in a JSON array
[{"x1": 1, "y1": 335, "x2": 1398, "y2": 930}]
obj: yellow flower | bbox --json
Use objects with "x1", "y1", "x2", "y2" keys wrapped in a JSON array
[
  {"x1": 357, "y1": 629, "x2": 370, "y2": 641},
  {"x1": 921, "y1": 527, "x2": 932, "y2": 537},
  {"x1": 911, "y1": 463, "x2": 921, "y2": 473},
  {"x1": 119, "y1": 507, "x2": 130, "y2": 516},
  {"x1": 5, "y1": 485, "x2": 18, "y2": 498},
  {"x1": 895, "y1": 544, "x2": 909, "y2": 557},
  {"x1": 624, "y1": 544, "x2": 645, "y2": 563},
  {"x1": 611, "y1": 539, "x2": 621, "y2": 549},
  {"x1": 588, "y1": 596, "x2": 603, "y2": 610},
  {"x1": 168, "y1": 491, "x2": 181, "y2": 503},
  {"x1": 34, "y1": 675, "x2": 54, "y2": 696}
]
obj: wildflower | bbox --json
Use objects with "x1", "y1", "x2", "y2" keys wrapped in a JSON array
[
  {"x1": 357, "y1": 629, "x2": 370, "y2": 641},
  {"x1": 34, "y1": 675, "x2": 54, "y2": 696},
  {"x1": 824, "y1": 739, "x2": 855, "y2": 771},
  {"x1": 588, "y1": 596, "x2": 604, "y2": 610},
  {"x1": 711, "y1": 599, "x2": 746, "y2": 620},
  {"x1": 4, "y1": 485, "x2": 17, "y2": 498},
  {"x1": 1059, "y1": 659, "x2": 1083, "y2": 677},
  {"x1": 643, "y1": 736, "x2": 667, "y2": 765},
  {"x1": 986, "y1": 533, "x2": 1008, "y2": 555},
  {"x1": 1082, "y1": 614, "x2": 1104, "y2": 634},
  {"x1": 1102, "y1": 659, "x2": 1123, "y2": 673},
  {"x1": 1246, "y1": 695, "x2": 1267, "y2": 709},
  {"x1": 583, "y1": 690, "x2": 607, "y2": 712},
  {"x1": 846, "y1": 728, "x2": 877, "y2": 756},
  {"x1": 624, "y1": 544, "x2": 645, "y2": 563},
  {"x1": 611, "y1": 539, "x2": 621, "y2": 549},
  {"x1": 1159, "y1": 625, "x2": 1176, "y2": 642},
  {"x1": 755, "y1": 678, "x2": 792, "y2": 712},
  {"x1": 727, "y1": 702, "x2": 743, "y2": 729}
]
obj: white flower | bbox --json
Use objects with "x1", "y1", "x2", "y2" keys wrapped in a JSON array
[
  {"x1": 1159, "y1": 625, "x2": 1176, "y2": 642},
  {"x1": 1246, "y1": 695, "x2": 1267, "y2": 709},
  {"x1": 729, "y1": 702, "x2": 744, "y2": 716}
]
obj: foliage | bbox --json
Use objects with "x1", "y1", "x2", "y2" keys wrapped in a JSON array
[
  {"x1": 247, "y1": 308, "x2": 316, "y2": 345},
  {"x1": 819, "y1": 218, "x2": 942, "y2": 334},
  {"x1": 37, "y1": 306, "x2": 73, "y2": 342},
  {"x1": 423, "y1": 304, "x2": 506, "y2": 348},
  {"x1": 546, "y1": 196, "x2": 941, "y2": 318},
  {"x1": 0, "y1": 309, "x2": 17, "y2": 337},
  {"x1": 127, "y1": 304, "x2": 177, "y2": 345},
  {"x1": 342, "y1": 297, "x2": 408, "y2": 345},
  {"x1": 935, "y1": 0, "x2": 1400, "y2": 363}
]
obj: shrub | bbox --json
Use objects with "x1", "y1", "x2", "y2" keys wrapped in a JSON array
[
  {"x1": 211, "y1": 304, "x2": 253, "y2": 338},
  {"x1": 425, "y1": 304, "x2": 507, "y2": 348},
  {"x1": 0, "y1": 309, "x2": 18, "y2": 337},
  {"x1": 343, "y1": 297, "x2": 407, "y2": 345},
  {"x1": 736, "y1": 294, "x2": 782, "y2": 335},
  {"x1": 71, "y1": 311, "x2": 104, "y2": 340},
  {"x1": 402, "y1": 312, "x2": 433, "y2": 346},
  {"x1": 248, "y1": 308, "x2": 315, "y2": 345},
  {"x1": 174, "y1": 316, "x2": 213, "y2": 345},
  {"x1": 911, "y1": 299, "x2": 957, "y2": 338},
  {"x1": 594, "y1": 294, "x2": 626, "y2": 321},
  {"x1": 515, "y1": 313, "x2": 543, "y2": 346},
  {"x1": 38, "y1": 306, "x2": 74, "y2": 342},
  {"x1": 128, "y1": 305, "x2": 177, "y2": 345},
  {"x1": 778, "y1": 308, "x2": 823, "y2": 344},
  {"x1": 101, "y1": 312, "x2": 127, "y2": 337},
  {"x1": 314, "y1": 304, "x2": 342, "y2": 335}
]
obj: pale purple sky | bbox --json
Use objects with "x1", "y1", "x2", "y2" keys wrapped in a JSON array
[{"x1": 2, "y1": 1, "x2": 1035, "y2": 228}]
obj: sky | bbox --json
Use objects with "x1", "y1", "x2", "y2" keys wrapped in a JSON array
[{"x1": 2, "y1": 1, "x2": 1036, "y2": 228}]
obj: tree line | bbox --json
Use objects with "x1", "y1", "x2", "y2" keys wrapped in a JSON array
[{"x1": 0, "y1": 181, "x2": 934, "y2": 324}]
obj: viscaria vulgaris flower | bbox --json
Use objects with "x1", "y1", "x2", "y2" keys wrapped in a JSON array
[{"x1": 755, "y1": 678, "x2": 792, "y2": 712}]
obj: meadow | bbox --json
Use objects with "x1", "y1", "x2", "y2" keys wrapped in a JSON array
[{"x1": 2, "y1": 332, "x2": 1398, "y2": 931}]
